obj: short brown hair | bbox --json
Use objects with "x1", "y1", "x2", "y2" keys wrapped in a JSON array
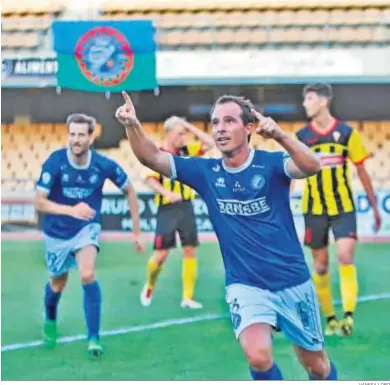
[
  {"x1": 66, "y1": 113, "x2": 96, "y2": 134},
  {"x1": 303, "y1": 83, "x2": 333, "y2": 101},
  {"x1": 211, "y1": 95, "x2": 258, "y2": 143}
]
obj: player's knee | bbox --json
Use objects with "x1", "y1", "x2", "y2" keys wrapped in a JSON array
[
  {"x1": 305, "y1": 357, "x2": 330, "y2": 379},
  {"x1": 337, "y1": 250, "x2": 354, "y2": 265},
  {"x1": 313, "y1": 261, "x2": 328, "y2": 275},
  {"x1": 153, "y1": 251, "x2": 169, "y2": 266},
  {"x1": 183, "y1": 246, "x2": 196, "y2": 258},
  {"x1": 312, "y1": 248, "x2": 329, "y2": 275},
  {"x1": 51, "y1": 274, "x2": 68, "y2": 292},
  {"x1": 337, "y1": 239, "x2": 355, "y2": 264},
  {"x1": 80, "y1": 270, "x2": 95, "y2": 284},
  {"x1": 245, "y1": 346, "x2": 273, "y2": 372},
  {"x1": 50, "y1": 281, "x2": 66, "y2": 292}
]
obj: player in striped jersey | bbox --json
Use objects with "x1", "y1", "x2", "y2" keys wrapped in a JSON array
[
  {"x1": 141, "y1": 116, "x2": 214, "y2": 309},
  {"x1": 297, "y1": 83, "x2": 382, "y2": 336}
]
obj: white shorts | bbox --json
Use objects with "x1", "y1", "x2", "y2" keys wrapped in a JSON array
[
  {"x1": 225, "y1": 280, "x2": 324, "y2": 352},
  {"x1": 44, "y1": 223, "x2": 101, "y2": 277}
]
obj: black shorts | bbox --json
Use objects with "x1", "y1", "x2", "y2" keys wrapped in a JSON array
[
  {"x1": 153, "y1": 200, "x2": 199, "y2": 250},
  {"x1": 304, "y1": 211, "x2": 357, "y2": 249}
]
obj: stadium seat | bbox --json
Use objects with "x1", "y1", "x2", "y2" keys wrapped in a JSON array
[
  {"x1": 257, "y1": 10, "x2": 277, "y2": 26},
  {"x1": 301, "y1": 27, "x2": 326, "y2": 43},
  {"x1": 364, "y1": 7, "x2": 381, "y2": 24},
  {"x1": 162, "y1": 30, "x2": 183, "y2": 46},
  {"x1": 328, "y1": 9, "x2": 348, "y2": 25},
  {"x1": 372, "y1": 26, "x2": 390, "y2": 43},
  {"x1": 1, "y1": 16, "x2": 51, "y2": 31},
  {"x1": 93, "y1": 4, "x2": 390, "y2": 48},
  {"x1": 215, "y1": 29, "x2": 233, "y2": 46},
  {"x1": 233, "y1": 28, "x2": 253, "y2": 45},
  {"x1": 382, "y1": 8, "x2": 390, "y2": 23},
  {"x1": 1, "y1": 0, "x2": 65, "y2": 15},
  {"x1": 252, "y1": 28, "x2": 268, "y2": 44},
  {"x1": 342, "y1": 9, "x2": 362, "y2": 25},
  {"x1": 355, "y1": 27, "x2": 374, "y2": 43},
  {"x1": 1, "y1": 32, "x2": 40, "y2": 49}
]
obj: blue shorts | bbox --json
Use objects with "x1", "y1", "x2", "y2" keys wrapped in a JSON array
[
  {"x1": 225, "y1": 280, "x2": 324, "y2": 352},
  {"x1": 44, "y1": 223, "x2": 101, "y2": 277}
]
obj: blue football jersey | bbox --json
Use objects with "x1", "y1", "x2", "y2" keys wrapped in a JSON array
[
  {"x1": 169, "y1": 149, "x2": 310, "y2": 291},
  {"x1": 36, "y1": 148, "x2": 129, "y2": 239}
]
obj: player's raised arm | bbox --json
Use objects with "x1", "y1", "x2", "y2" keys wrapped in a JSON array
[
  {"x1": 115, "y1": 91, "x2": 173, "y2": 178},
  {"x1": 252, "y1": 109, "x2": 320, "y2": 179},
  {"x1": 181, "y1": 119, "x2": 214, "y2": 152}
]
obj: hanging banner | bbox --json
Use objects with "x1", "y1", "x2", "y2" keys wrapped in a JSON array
[{"x1": 52, "y1": 21, "x2": 157, "y2": 92}]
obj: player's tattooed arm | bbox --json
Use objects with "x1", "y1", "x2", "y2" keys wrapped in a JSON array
[
  {"x1": 34, "y1": 190, "x2": 95, "y2": 220},
  {"x1": 251, "y1": 108, "x2": 320, "y2": 179},
  {"x1": 115, "y1": 91, "x2": 173, "y2": 178}
]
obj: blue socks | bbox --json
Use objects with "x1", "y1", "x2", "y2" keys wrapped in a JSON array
[
  {"x1": 309, "y1": 360, "x2": 338, "y2": 380},
  {"x1": 250, "y1": 360, "x2": 337, "y2": 380},
  {"x1": 250, "y1": 362, "x2": 284, "y2": 380},
  {"x1": 82, "y1": 280, "x2": 102, "y2": 340},
  {"x1": 44, "y1": 282, "x2": 62, "y2": 321}
]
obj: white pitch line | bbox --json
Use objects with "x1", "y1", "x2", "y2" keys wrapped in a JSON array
[
  {"x1": 1, "y1": 313, "x2": 225, "y2": 353},
  {"x1": 2, "y1": 292, "x2": 390, "y2": 353}
]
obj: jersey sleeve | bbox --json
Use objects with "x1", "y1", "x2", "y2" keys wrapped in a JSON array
[
  {"x1": 144, "y1": 168, "x2": 160, "y2": 180},
  {"x1": 184, "y1": 142, "x2": 204, "y2": 156},
  {"x1": 107, "y1": 160, "x2": 130, "y2": 191},
  {"x1": 270, "y1": 151, "x2": 293, "y2": 181},
  {"x1": 348, "y1": 129, "x2": 370, "y2": 165},
  {"x1": 168, "y1": 153, "x2": 206, "y2": 192},
  {"x1": 36, "y1": 153, "x2": 61, "y2": 194}
]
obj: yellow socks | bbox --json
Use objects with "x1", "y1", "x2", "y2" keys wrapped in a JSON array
[
  {"x1": 312, "y1": 271, "x2": 335, "y2": 318},
  {"x1": 339, "y1": 264, "x2": 358, "y2": 314},
  {"x1": 182, "y1": 258, "x2": 197, "y2": 300},
  {"x1": 146, "y1": 258, "x2": 163, "y2": 291},
  {"x1": 146, "y1": 257, "x2": 198, "y2": 300}
]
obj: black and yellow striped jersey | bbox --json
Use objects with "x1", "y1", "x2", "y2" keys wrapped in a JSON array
[
  {"x1": 146, "y1": 142, "x2": 204, "y2": 206},
  {"x1": 296, "y1": 120, "x2": 370, "y2": 216}
]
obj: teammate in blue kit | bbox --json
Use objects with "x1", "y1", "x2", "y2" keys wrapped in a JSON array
[
  {"x1": 115, "y1": 92, "x2": 338, "y2": 380},
  {"x1": 35, "y1": 113, "x2": 145, "y2": 357}
]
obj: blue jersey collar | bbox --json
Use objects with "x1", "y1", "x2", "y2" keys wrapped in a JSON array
[
  {"x1": 222, "y1": 148, "x2": 255, "y2": 174},
  {"x1": 66, "y1": 148, "x2": 92, "y2": 170}
]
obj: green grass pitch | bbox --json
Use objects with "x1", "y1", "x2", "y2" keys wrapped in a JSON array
[{"x1": 1, "y1": 240, "x2": 390, "y2": 380}]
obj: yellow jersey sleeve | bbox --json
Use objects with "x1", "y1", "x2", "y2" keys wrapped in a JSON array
[
  {"x1": 143, "y1": 168, "x2": 160, "y2": 180},
  {"x1": 185, "y1": 142, "x2": 204, "y2": 156},
  {"x1": 348, "y1": 129, "x2": 370, "y2": 165}
]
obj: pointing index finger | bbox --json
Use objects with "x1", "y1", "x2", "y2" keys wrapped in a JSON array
[
  {"x1": 122, "y1": 91, "x2": 133, "y2": 109},
  {"x1": 251, "y1": 108, "x2": 266, "y2": 123}
]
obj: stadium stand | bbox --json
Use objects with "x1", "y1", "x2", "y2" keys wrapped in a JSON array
[
  {"x1": 98, "y1": 0, "x2": 390, "y2": 48},
  {"x1": 2, "y1": 121, "x2": 389, "y2": 193},
  {"x1": 1, "y1": 0, "x2": 389, "y2": 193},
  {"x1": 1, "y1": 123, "x2": 103, "y2": 193},
  {"x1": 2, "y1": 0, "x2": 390, "y2": 51}
]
